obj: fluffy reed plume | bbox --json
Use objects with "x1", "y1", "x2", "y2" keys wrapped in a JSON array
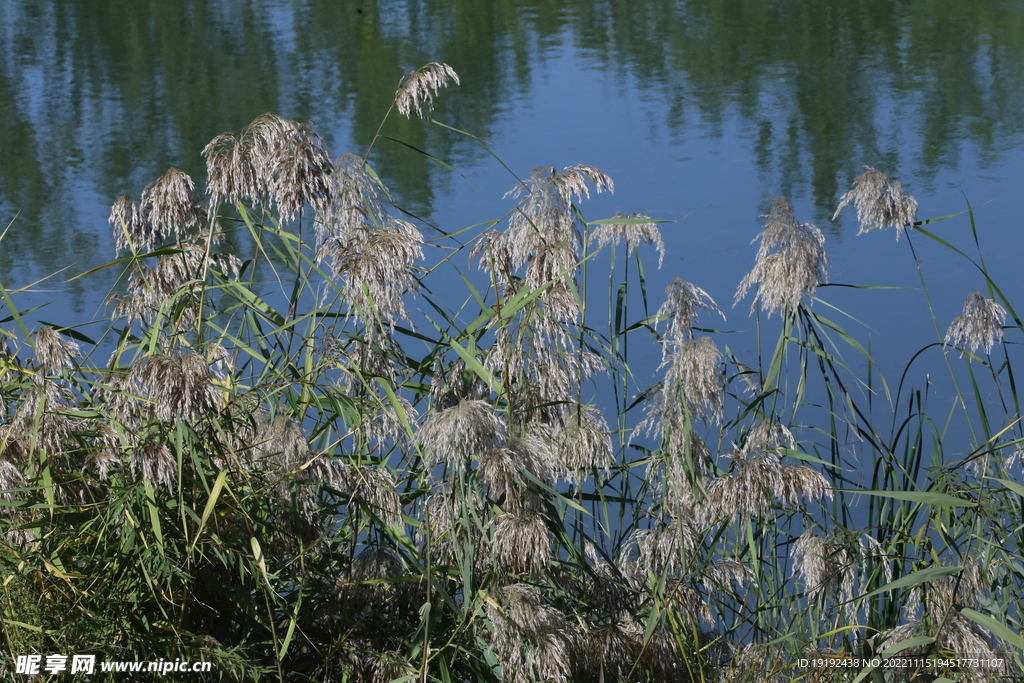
[
  {"x1": 651, "y1": 431, "x2": 712, "y2": 518},
  {"x1": 114, "y1": 234, "x2": 241, "y2": 327},
  {"x1": 592, "y1": 212, "x2": 665, "y2": 267},
  {"x1": 0, "y1": 438, "x2": 24, "y2": 491},
  {"x1": 109, "y1": 194, "x2": 152, "y2": 254},
  {"x1": 33, "y1": 326, "x2": 80, "y2": 375},
  {"x1": 485, "y1": 583, "x2": 574, "y2": 683},
  {"x1": 621, "y1": 520, "x2": 700, "y2": 581},
  {"x1": 945, "y1": 290, "x2": 1007, "y2": 355},
  {"x1": 203, "y1": 342, "x2": 234, "y2": 380},
  {"x1": 130, "y1": 352, "x2": 219, "y2": 423},
  {"x1": 315, "y1": 153, "x2": 385, "y2": 246},
  {"x1": 488, "y1": 509, "x2": 552, "y2": 575},
  {"x1": 662, "y1": 336, "x2": 723, "y2": 423},
  {"x1": 416, "y1": 399, "x2": 506, "y2": 469},
  {"x1": 485, "y1": 164, "x2": 613, "y2": 324},
  {"x1": 735, "y1": 197, "x2": 829, "y2": 316},
  {"x1": 355, "y1": 393, "x2": 418, "y2": 448},
  {"x1": 579, "y1": 614, "x2": 684, "y2": 683},
  {"x1": 833, "y1": 166, "x2": 918, "y2": 238},
  {"x1": 583, "y1": 543, "x2": 638, "y2": 618},
  {"x1": 860, "y1": 533, "x2": 893, "y2": 585},
  {"x1": 253, "y1": 413, "x2": 313, "y2": 472},
  {"x1": 254, "y1": 114, "x2": 334, "y2": 221},
  {"x1": 703, "y1": 447, "x2": 831, "y2": 522},
  {"x1": 135, "y1": 440, "x2": 177, "y2": 490},
  {"x1": 478, "y1": 435, "x2": 555, "y2": 509},
  {"x1": 326, "y1": 217, "x2": 423, "y2": 325},
  {"x1": 9, "y1": 381, "x2": 82, "y2": 459},
  {"x1": 428, "y1": 358, "x2": 489, "y2": 409},
  {"x1": 476, "y1": 165, "x2": 612, "y2": 412},
  {"x1": 86, "y1": 427, "x2": 119, "y2": 481},
  {"x1": 204, "y1": 114, "x2": 333, "y2": 221},
  {"x1": 793, "y1": 527, "x2": 858, "y2": 625},
  {"x1": 394, "y1": 62, "x2": 460, "y2": 118},
  {"x1": 659, "y1": 278, "x2": 723, "y2": 348},
  {"x1": 203, "y1": 128, "x2": 262, "y2": 207},
  {"x1": 549, "y1": 404, "x2": 613, "y2": 484},
  {"x1": 701, "y1": 557, "x2": 755, "y2": 595},
  {"x1": 92, "y1": 371, "x2": 143, "y2": 436},
  {"x1": 244, "y1": 414, "x2": 359, "y2": 529},
  {"x1": 140, "y1": 168, "x2": 207, "y2": 242},
  {"x1": 743, "y1": 419, "x2": 795, "y2": 452},
  {"x1": 317, "y1": 154, "x2": 424, "y2": 332}
]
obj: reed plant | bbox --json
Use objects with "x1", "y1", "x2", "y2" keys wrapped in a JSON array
[{"x1": 1, "y1": 64, "x2": 1023, "y2": 682}]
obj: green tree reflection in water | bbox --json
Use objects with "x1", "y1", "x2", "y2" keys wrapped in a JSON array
[{"x1": 2, "y1": 0, "x2": 1024, "y2": 309}]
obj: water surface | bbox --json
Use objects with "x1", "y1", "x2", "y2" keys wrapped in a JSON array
[{"x1": 2, "y1": 0, "x2": 1024, "y2": 434}]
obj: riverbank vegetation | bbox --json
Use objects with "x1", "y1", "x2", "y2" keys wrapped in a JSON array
[{"x1": 1, "y1": 63, "x2": 1022, "y2": 682}]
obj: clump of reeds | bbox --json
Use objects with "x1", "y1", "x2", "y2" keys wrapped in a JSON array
[{"x1": 3, "y1": 61, "x2": 1023, "y2": 683}]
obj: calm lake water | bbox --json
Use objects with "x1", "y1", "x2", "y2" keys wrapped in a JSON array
[{"x1": 3, "y1": 0, "x2": 1024, "y2": 443}]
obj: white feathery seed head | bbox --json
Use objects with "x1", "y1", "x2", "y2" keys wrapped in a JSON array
[
  {"x1": 204, "y1": 113, "x2": 334, "y2": 221},
  {"x1": 742, "y1": 419, "x2": 796, "y2": 454},
  {"x1": 579, "y1": 619, "x2": 645, "y2": 682},
  {"x1": 702, "y1": 557, "x2": 755, "y2": 595},
  {"x1": 202, "y1": 129, "x2": 263, "y2": 207},
  {"x1": 488, "y1": 509, "x2": 552, "y2": 576},
  {"x1": 550, "y1": 404, "x2": 613, "y2": 484},
  {"x1": 486, "y1": 583, "x2": 573, "y2": 683},
  {"x1": 10, "y1": 382, "x2": 83, "y2": 459},
  {"x1": 0, "y1": 451, "x2": 24, "y2": 493},
  {"x1": 33, "y1": 326, "x2": 81, "y2": 375},
  {"x1": 416, "y1": 485, "x2": 487, "y2": 568},
  {"x1": 659, "y1": 278, "x2": 723, "y2": 348},
  {"x1": 339, "y1": 462, "x2": 403, "y2": 528},
  {"x1": 324, "y1": 217, "x2": 424, "y2": 329},
  {"x1": 315, "y1": 152, "x2": 384, "y2": 247},
  {"x1": 792, "y1": 527, "x2": 857, "y2": 626},
  {"x1": 136, "y1": 440, "x2": 177, "y2": 490},
  {"x1": 109, "y1": 194, "x2": 152, "y2": 254},
  {"x1": 478, "y1": 435, "x2": 556, "y2": 511},
  {"x1": 113, "y1": 235, "x2": 240, "y2": 329},
  {"x1": 394, "y1": 62, "x2": 460, "y2": 118},
  {"x1": 880, "y1": 559, "x2": 1007, "y2": 681},
  {"x1": 703, "y1": 448, "x2": 832, "y2": 523},
  {"x1": 860, "y1": 534, "x2": 894, "y2": 586},
  {"x1": 416, "y1": 399, "x2": 506, "y2": 470},
  {"x1": 591, "y1": 212, "x2": 665, "y2": 267},
  {"x1": 493, "y1": 165, "x2": 614, "y2": 322},
  {"x1": 130, "y1": 353, "x2": 220, "y2": 423},
  {"x1": 140, "y1": 168, "x2": 207, "y2": 243},
  {"x1": 652, "y1": 431, "x2": 712, "y2": 518},
  {"x1": 945, "y1": 291, "x2": 1006, "y2": 355},
  {"x1": 317, "y1": 154, "x2": 424, "y2": 332},
  {"x1": 659, "y1": 336, "x2": 723, "y2": 424},
  {"x1": 833, "y1": 166, "x2": 918, "y2": 238},
  {"x1": 736, "y1": 197, "x2": 829, "y2": 316}
]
